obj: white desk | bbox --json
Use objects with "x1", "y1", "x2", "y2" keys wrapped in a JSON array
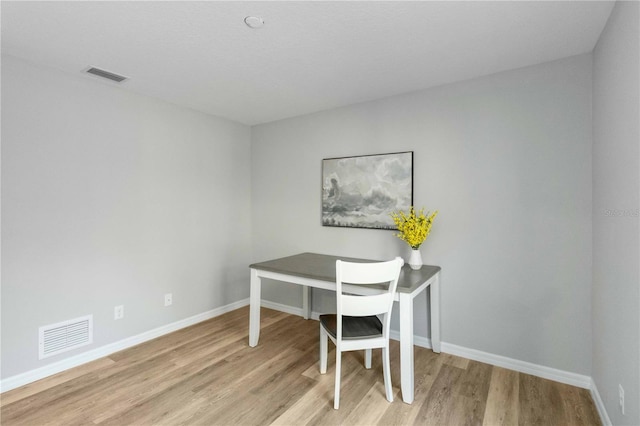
[{"x1": 248, "y1": 252, "x2": 441, "y2": 404}]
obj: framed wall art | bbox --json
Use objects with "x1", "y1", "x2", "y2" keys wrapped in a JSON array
[{"x1": 322, "y1": 151, "x2": 413, "y2": 230}]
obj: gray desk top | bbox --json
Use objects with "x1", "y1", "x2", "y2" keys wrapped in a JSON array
[{"x1": 250, "y1": 252, "x2": 440, "y2": 294}]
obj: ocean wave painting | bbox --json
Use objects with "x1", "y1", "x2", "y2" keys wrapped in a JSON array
[{"x1": 322, "y1": 151, "x2": 413, "y2": 230}]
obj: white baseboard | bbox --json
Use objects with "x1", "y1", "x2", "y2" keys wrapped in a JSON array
[
  {"x1": 389, "y1": 330, "x2": 432, "y2": 349},
  {"x1": 260, "y1": 299, "x2": 307, "y2": 318},
  {"x1": 590, "y1": 378, "x2": 612, "y2": 426},
  {"x1": 262, "y1": 302, "x2": 597, "y2": 387},
  {"x1": 0, "y1": 298, "x2": 249, "y2": 393},
  {"x1": 440, "y1": 342, "x2": 592, "y2": 389},
  {"x1": 441, "y1": 343, "x2": 609, "y2": 425},
  {"x1": 260, "y1": 300, "x2": 434, "y2": 349},
  {"x1": 1, "y1": 298, "x2": 612, "y2": 426},
  {"x1": 261, "y1": 303, "x2": 609, "y2": 425}
]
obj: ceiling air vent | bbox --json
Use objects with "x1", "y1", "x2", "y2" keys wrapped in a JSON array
[
  {"x1": 84, "y1": 66, "x2": 128, "y2": 83},
  {"x1": 39, "y1": 315, "x2": 93, "y2": 359}
]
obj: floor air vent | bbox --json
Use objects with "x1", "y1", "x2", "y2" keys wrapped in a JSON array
[{"x1": 39, "y1": 315, "x2": 93, "y2": 359}]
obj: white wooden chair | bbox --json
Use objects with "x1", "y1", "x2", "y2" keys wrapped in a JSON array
[{"x1": 319, "y1": 257, "x2": 403, "y2": 409}]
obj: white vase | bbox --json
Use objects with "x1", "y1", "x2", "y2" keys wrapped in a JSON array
[{"x1": 408, "y1": 249, "x2": 423, "y2": 270}]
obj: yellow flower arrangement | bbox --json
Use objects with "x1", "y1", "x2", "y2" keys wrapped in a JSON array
[{"x1": 390, "y1": 206, "x2": 438, "y2": 250}]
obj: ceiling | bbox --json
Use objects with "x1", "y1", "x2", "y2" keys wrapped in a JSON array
[{"x1": 1, "y1": 1, "x2": 614, "y2": 126}]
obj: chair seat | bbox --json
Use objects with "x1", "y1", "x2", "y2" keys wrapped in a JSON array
[{"x1": 319, "y1": 314, "x2": 382, "y2": 340}]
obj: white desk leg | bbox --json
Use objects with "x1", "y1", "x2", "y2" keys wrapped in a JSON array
[
  {"x1": 249, "y1": 269, "x2": 261, "y2": 347},
  {"x1": 399, "y1": 292, "x2": 414, "y2": 404},
  {"x1": 302, "y1": 286, "x2": 311, "y2": 320},
  {"x1": 430, "y1": 273, "x2": 441, "y2": 353}
]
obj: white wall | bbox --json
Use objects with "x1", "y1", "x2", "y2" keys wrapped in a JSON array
[
  {"x1": 1, "y1": 55, "x2": 252, "y2": 378},
  {"x1": 592, "y1": 1, "x2": 640, "y2": 424},
  {"x1": 251, "y1": 55, "x2": 593, "y2": 376}
]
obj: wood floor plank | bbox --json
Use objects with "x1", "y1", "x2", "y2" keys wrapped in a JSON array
[
  {"x1": 376, "y1": 345, "x2": 442, "y2": 426},
  {"x1": 575, "y1": 387, "x2": 603, "y2": 425},
  {"x1": 306, "y1": 360, "x2": 382, "y2": 426},
  {"x1": 483, "y1": 366, "x2": 519, "y2": 426},
  {"x1": 414, "y1": 363, "x2": 465, "y2": 425},
  {"x1": 270, "y1": 372, "x2": 335, "y2": 425},
  {"x1": 440, "y1": 352, "x2": 470, "y2": 369},
  {"x1": 455, "y1": 360, "x2": 492, "y2": 424},
  {"x1": 518, "y1": 372, "x2": 577, "y2": 426},
  {"x1": 342, "y1": 383, "x2": 400, "y2": 426},
  {"x1": 1, "y1": 312, "x2": 253, "y2": 422},
  {"x1": 0, "y1": 307, "x2": 602, "y2": 426},
  {"x1": 0, "y1": 357, "x2": 115, "y2": 408}
]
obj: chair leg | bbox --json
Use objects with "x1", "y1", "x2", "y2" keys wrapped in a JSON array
[
  {"x1": 319, "y1": 325, "x2": 328, "y2": 374},
  {"x1": 382, "y1": 346, "x2": 393, "y2": 402},
  {"x1": 334, "y1": 349, "x2": 341, "y2": 409},
  {"x1": 364, "y1": 348, "x2": 372, "y2": 369}
]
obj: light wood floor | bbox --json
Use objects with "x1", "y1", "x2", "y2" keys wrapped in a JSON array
[{"x1": 1, "y1": 306, "x2": 601, "y2": 425}]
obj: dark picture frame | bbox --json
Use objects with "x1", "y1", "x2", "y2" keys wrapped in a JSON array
[{"x1": 322, "y1": 151, "x2": 413, "y2": 230}]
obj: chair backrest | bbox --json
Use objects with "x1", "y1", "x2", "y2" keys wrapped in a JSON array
[{"x1": 335, "y1": 257, "x2": 403, "y2": 340}]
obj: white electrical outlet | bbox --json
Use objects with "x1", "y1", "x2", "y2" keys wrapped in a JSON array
[
  {"x1": 619, "y1": 384, "x2": 625, "y2": 414},
  {"x1": 164, "y1": 293, "x2": 173, "y2": 307},
  {"x1": 114, "y1": 305, "x2": 124, "y2": 320}
]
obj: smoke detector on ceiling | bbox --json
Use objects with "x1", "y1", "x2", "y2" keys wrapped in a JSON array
[{"x1": 244, "y1": 16, "x2": 264, "y2": 29}]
